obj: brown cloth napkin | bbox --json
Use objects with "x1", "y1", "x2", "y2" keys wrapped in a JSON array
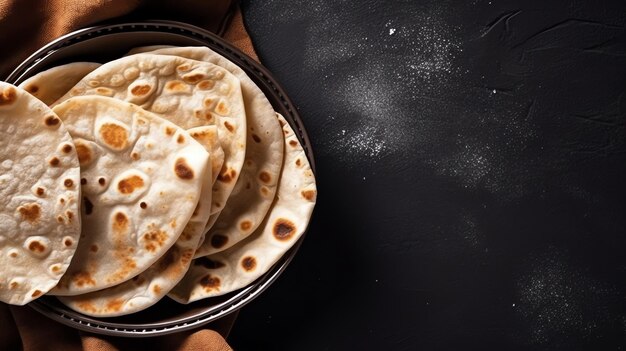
[{"x1": 0, "y1": 0, "x2": 260, "y2": 350}]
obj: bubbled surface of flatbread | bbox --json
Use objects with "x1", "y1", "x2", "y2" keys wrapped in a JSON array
[
  {"x1": 127, "y1": 46, "x2": 284, "y2": 258},
  {"x1": 169, "y1": 114, "x2": 316, "y2": 303},
  {"x1": 57, "y1": 129, "x2": 214, "y2": 316},
  {"x1": 19, "y1": 62, "x2": 101, "y2": 106},
  {"x1": 56, "y1": 53, "x2": 246, "y2": 218},
  {"x1": 49, "y1": 96, "x2": 209, "y2": 296},
  {"x1": 0, "y1": 82, "x2": 81, "y2": 305}
]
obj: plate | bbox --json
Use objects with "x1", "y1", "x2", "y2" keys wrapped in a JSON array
[{"x1": 5, "y1": 20, "x2": 315, "y2": 337}]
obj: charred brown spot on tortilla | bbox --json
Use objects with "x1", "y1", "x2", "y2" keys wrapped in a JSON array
[
  {"x1": 84, "y1": 197, "x2": 94, "y2": 215},
  {"x1": 80, "y1": 178, "x2": 87, "y2": 185},
  {"x1": 174, "y1": 158, "x2": 194, "y2": 180},
  {"x1": 59, "y1": 198, "x2": 65, "y2": 204},
  {"x1": 31, "y1": 290, "x2": 42, "y2": 298},
  {"x1": 57, "y1": 215, "x2": 64, "y2": 223},
  {"x1": 100, "y1": 123, "x2": 128, "y2": 149},
  {"x1": 107, "y1": 257, "x2": 137, "y2": 284},
  {"x1": 210, "y1": 234, "x2": 228, "y2": 249},
  {"x1": 72, "y1": 271, "x2": 96, "y2": 287},
  {"x1": 18, "y1": 203, "x2": 40, "y2": 222},
  {"x1": 76, "y1": 302, "x2": 97, "y2": 314},
  {"x1": 203, "y1": 98, "x2": 214, "y2": 108},
  {"x1": 217, "y1": 165, "x2": 236, "y2": 183},
  {"x1": 131, "y1": 84, "x2": 151, "y2": 96},
  {"x1": 0, "y1": 86, "x2": 17, "y2": 105},
  {"x1": 252, "y1": 133, "x2": 262, "y2": 143},
  {"x1": 28, "y1": 241, "x2": 45, "y2": 253},
  {"x1": 64, "y1": 238, "x2": 73, "y2": 247},
  {"x1": 259, "y1": 171, "x2": 271, "y2": 184},
  {"x1": 241, "y1": 256, "x2": 257, "y2": 272},
  {"x1": 223, "y1": 121, "x2": 234, "y2": 133},
  {"x1": 200, "y1": 275, "x2": 220, "y2": 291},
  {"x1": 296, "y1": 158, "x2": 302, "y2": 167},
  {"x1": 113, "y1": 212, "x2": 129, "y2": 235},
  {"x1": 117, "y1": 175, "x2": 144, "y2": 194},
  {"x1": 140, "y1": 202, "x2": 147, "y2": 209},
  {"x1": 153, "y1": 285, "x2": 162, "y2": 295},
  {"x1": 9, "y1": 252, "x2": 17, "y2": 258},
  {"x1": 90, "y1": 245, "x2": 98, "y2": 253},
  {"x1": 49, "y1": 157, "x2": 60, "y2": 167},
  {"x1": 197, "y1": 80, "x2": 215, "y2": 90},
  {"x1": 9, "y1": 282, "x2": 18, "y2": 289},
  {"x1": 177, "y1": 64, "x2": 191, "y2": 71},
  {"x1": 44, "y1": 116, "x2": 60, "y2": 127},
  {"x1": 51, "y1": 265, "x2": 61, "y2": 273},
  {"x1": 261, "y1": 187, "x2": 270, "y2": 196},
  {"x1": 194, "y1": 110, "x2": 214, "y2": 122},
  {"x1": 170, "y1": 219, "x2": 177, "y2": 228},
  {"x1": 301, "y1": 190, "x2": 316, "y2": 201},
  {"x1": 165, "y1": 126, "x2": 175, "y2": 136},
  {"x1": 98, "y1": 177, "x2": 106, "y2": 186},
  {"x1": 177, "y1": 134, "x2": 185, "y2": 143},
  {"x1": 273, "y1": 218, "x2": 296, "y2": 241},
  {"x1": 62, "y1": 144, "x2": 73, "y2": 153},
  {"x1": 106, "y1": 298, "x2": 124, "y2": 312},
  {"x1": 240, "y1": 220, "x2": 252, "y2": 231},
  {"x1": 26, "y1": 84, "x2": 39, "y2": 93},
  {"x1": 289, "y1": 140, "x2": 298, "y2": 147},
  {"x1": 74, "y1": 142, "x2": 92, "y2": 165},
  {"x1": 131, "y1": 152, "x2": 140, "y2": 160},
  {"x1": 165, "y1": 80, "x2": 187, "y2": 92},
  {"x1": 181, "y1": 249, "x2": 194, "y2": 265},
  {"x1": 143, "y1": 230, "x2": 168, "y2": 252},
  {"x1": 183, "y1": 73, "x2": 205, "y2": 84},
  {"x1": 66, "y1": 210, "x2": 74, "y2": 222},
  {"x1": 215, "y1": 101, "x2": 229, "y2": 115},
  {"x1": 36, "y1": 187, "x2": 45, "y2": 196},
  {"x1": 195, "y1": 257, "x2": 225, "y2": 269},
  {"x1": 95, "y1": 87, "x2": 113, "y2": 96},
  {"x1": 64, "y1": 179, "x2": 74, "y2": 188}
]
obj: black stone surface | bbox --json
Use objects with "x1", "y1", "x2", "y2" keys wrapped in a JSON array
[{"x1": 231, "y1": 1, "x2": 626, "y2": 349}]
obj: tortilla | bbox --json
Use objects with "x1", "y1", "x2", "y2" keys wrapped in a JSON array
[
  {"x1": 128, "y1": 46, "x2": 284, "y2": 257},
  {"x1": 18, "y1": 62, "x2": 101, "y2": 105},
  {"x1": 0, "y1": 82, "x2": 81, "y2": 305},
  {"x1": 49, "y1": 96, "x2": 209, "y2": 296},
  {"x1": 169, "y1": 114, "x2": 316, "y2": 303},
  {"x1": 55, "y1": 53, "x2": 246, "y2": 217},
  {"x1": 56, "y1": 128, "x2": 215, "y2": 316}
]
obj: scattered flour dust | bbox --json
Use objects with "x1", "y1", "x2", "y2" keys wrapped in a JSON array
[
  {"x1": 301, "y1": 4, "x2": 461, "y2": 164},
  {"x1": 515, "y1": 249, "x2": 616, "y2": 345}
]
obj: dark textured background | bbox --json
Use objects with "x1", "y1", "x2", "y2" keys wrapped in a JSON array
[{"x1": 230, "y1": 0, "x2": 626, "y2": 349}]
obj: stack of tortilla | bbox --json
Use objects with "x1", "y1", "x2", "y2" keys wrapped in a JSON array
[{"x1": 0, "y1": 45, "x2": 316, "y2": 317}]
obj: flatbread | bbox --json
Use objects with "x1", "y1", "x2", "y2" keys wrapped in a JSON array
[
  {"x1": 0, "y1": 82, "x2": 81, "y2": 305},
  {"x1": 169, "y1": 114, "x2": 317, "y2": 303},
  {"x1": 18, "y1": 62, "x2": 101, "y2": 105},
  {"x1": 49, "y1": 96, "x2": 209, "y2": 296},
  {"x1": 55, "y1": 53, "x2": 246, "y2": 217},
  {"x1": 56, "y1": 129, "x2": 214, "y2": 316},
  {"x1": 128, "y1": 46, "x2": 283, "y2": 257}
]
